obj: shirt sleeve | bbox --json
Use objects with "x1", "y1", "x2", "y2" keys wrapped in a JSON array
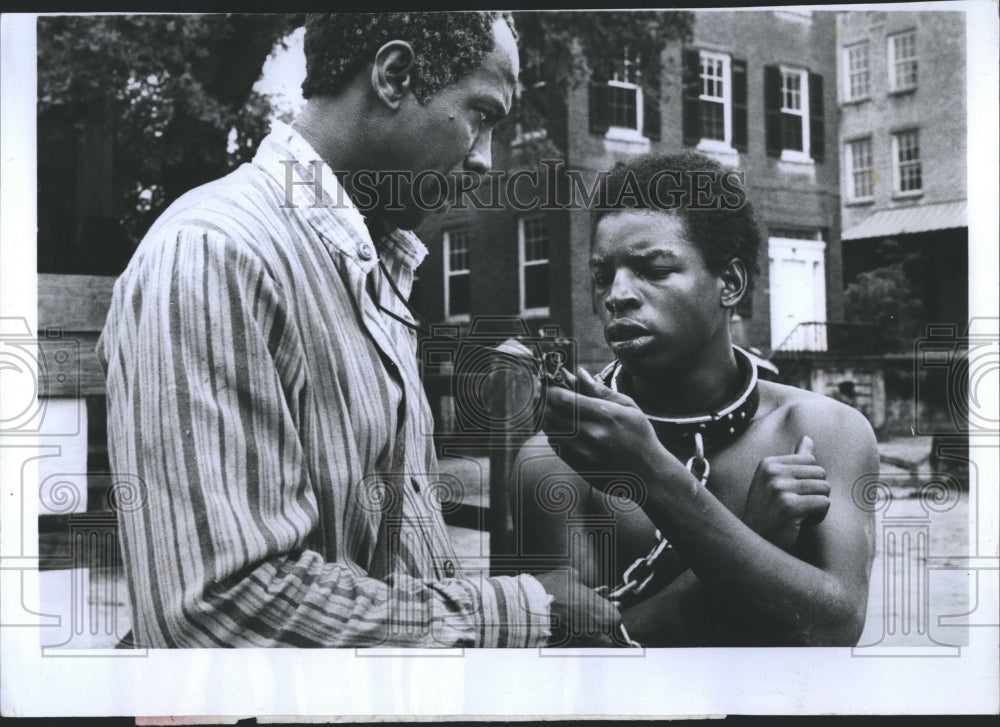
[{"x1": 98, "y1": 227, "x2": 551, "y2": 648}]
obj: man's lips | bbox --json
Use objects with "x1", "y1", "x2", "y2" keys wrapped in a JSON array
[{"x1": 605, "y1": 319, "x2": 651, "y2": 342}]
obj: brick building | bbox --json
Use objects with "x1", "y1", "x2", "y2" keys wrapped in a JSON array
[
  {"x1": 837, "y1": 10, "x2": 968, "y2": 332},
  {"x1": 415, "y1": 9, "x2": 844, "y2": 371}
]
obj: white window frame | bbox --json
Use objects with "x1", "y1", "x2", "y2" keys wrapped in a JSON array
[
  {"x1": 697, "y1": 51, "x2": 735, "y2": 154},
  {"x1": 779, "y1": 66, "x2": 811, "y2": 163},
  {"x1": 443, "y1": 229, "x2": 471, "y2": 322},
  {"x1": 514, "y1": 58, "x2": 547, "y2": 144},
  {"x1": 888, "y1": 30, "x2": 918, "y2": 92},
  {"x1": 518, "y1": 216, "x2": 550, "y2": 318},
  {"x1": 842, "y1": 42, "x2": 871, "y2": 102},
  {"x1": 892, "y1": 129, "x2": 922, "y2": 196},
  {"x1": 605, "y1": 48, "x2": 645, "y2": 141},
  {"x1": 844, "y1": 137, "x2": 874, "y2": 202}
]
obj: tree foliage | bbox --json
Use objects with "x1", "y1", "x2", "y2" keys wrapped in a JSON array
[
  {"x1": 37, "y1": 14, "x2": 300, "y2": 271},
  {"x1": 513, "y1": 11, "x2": 693, "y2": 90},
  {"x1": 36, "y1": 12, "x2": 692, "y2": 273},
  {"x1": 844, "y1": 248, "x2": 926, "y2": 351},
  {"x1": 507, "y1": 11, "x2": 693, "y2": 154}
]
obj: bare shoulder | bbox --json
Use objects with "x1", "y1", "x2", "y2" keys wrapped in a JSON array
[{"x1": 758, "y1": 380, "x2": 877, "y2": 454}]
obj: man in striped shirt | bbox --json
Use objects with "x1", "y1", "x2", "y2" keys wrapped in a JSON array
[{"x1": 98, "y1": 13, "x2": 619, "y2": 647}]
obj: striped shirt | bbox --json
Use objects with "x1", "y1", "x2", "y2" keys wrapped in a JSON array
[{"x1": 97, "y1": 121, "x2": 551, "y2": 647}]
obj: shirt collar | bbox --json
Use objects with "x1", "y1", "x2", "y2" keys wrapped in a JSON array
[{"x1": 253, "y1": 120, "x2": 427, "y2": 273}]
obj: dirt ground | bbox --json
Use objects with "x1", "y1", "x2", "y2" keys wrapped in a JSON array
[
  {"x1": 857, "y1": 436, "x2": 973, "y2": 651},
  {"x1": 857, "y1": 490, "x2": 971, "y2": 651}
]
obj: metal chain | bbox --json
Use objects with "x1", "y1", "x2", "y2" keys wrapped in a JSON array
[{"x1": 598, "y1": 432, "x2": 711, "y2": 647}]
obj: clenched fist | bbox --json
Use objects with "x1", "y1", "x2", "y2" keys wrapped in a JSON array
[{"x1": 742, "y1": 436, "x2": 830, "y2": 552}]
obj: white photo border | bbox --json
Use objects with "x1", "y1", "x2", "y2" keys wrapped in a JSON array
[{"x1": 2, "y1": 2, "x2": 997, "y2": 718}]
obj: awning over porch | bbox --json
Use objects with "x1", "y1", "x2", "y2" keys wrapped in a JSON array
[{"x1": 842, "y1": 199, "x2": 967, "y2": 241}]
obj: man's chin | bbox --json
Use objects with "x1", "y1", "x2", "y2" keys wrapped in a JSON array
[{"x1": 609, "y1": 344, "x2": 673, "y2": 377}]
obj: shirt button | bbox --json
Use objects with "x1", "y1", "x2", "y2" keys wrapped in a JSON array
[
  {"x1": 358, "y1": 242, "x2": 374, "y2": 260},
  {"x1": 443, "y1": 560, "x2": 456, "y2": 578}
]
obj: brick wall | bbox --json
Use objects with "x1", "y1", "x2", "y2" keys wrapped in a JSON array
[
  {"x1": 838, "y1": 10, "x2": 967, "y2": 232},
  {"x1": 419, "y1": 9, "x2": 846, "y2": 372}
]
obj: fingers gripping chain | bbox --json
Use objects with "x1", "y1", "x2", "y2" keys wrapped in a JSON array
[
  {"x1": 596, "y1": 437, "x2": 710, "y2": 647},
  {"x1": 539, "y1": 350, "x2": 572, "y2": 390}
]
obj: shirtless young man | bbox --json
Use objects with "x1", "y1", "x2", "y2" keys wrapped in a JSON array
[{"x1": 517, "y1": 152, "x2": 878, "y2": 646}]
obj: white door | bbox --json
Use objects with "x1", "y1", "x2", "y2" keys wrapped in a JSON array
[{"x1": 768, "y1": 236, "x2": 827, "y2": 351}]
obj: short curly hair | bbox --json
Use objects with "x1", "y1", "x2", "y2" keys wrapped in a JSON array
[
  {"x1": 302, "y1": 12, "x2": 517, "y2": 104},
  {"x1": 592, "y1": 151, "x2": 762, "y2": 295}
]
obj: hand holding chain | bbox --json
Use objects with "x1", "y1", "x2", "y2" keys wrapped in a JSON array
[{"x1": 597, "y1": 432, "x2": 711, "y2": 647}]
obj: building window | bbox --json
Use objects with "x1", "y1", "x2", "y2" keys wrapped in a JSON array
[
  {"x1": 845, "y1": 137, "x2": 874, "y2": 201},
  {"x1": 518, "y1": 216, "x2": 550, "y2": 316},
  {"x1": 683, "y1": 50, "x2": 746, "y2": 153},
  {"x1": 779, "y1": 68, "x2": 807, "y2": 153},
  {"x1": 607, "y1": 83, "x2": 639, "y2": 130},
  {"x1": 589, "y1": 48, "x2": 660, "y2": 141},
  {"x1": 607, "y1": 48, "x2": 642, "y2": 132},
  {"x1": 515, "y1": 57, "x2": 547, "y2": 141},
  {"x1": 888, "y1": 31, "x2": 918, "y2": 92},
  {"x1": 765, "y1": 66, "x2": 824, "y2": 162},
  {"x1": 699, "y1": 52, "x2": 730, "y2": 143},
  {"x1": 443, "y1": 229, "x2": 471, "y2": 320},
  {"x1": 843, "y1": 42, "x2": 870, "y2": 101},
  {"x1": 893, "y1": 130, "x2": 922, "y2": 195}
]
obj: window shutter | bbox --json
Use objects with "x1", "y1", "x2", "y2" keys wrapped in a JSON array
[
  {"x1": 809, "y1": 72, "x2": 825, "y2": 162},
  {"x1": 547, "y1": 86, "x2": 569, "y2": 153},
  {"x1": 764, "y1": 65, "x2": 782, "y2": 158},
  {"x1": 644, "y1": 87, "x2": 662, "y2": 141},
  {"x1": 731, "y1": 58, "x2": 748, "y2": 152},
  {"x1": 682, "y1": 49, "x2": 701, "y2": 146},
  {"x1": 589, "y1": 82, "x2": 610, "y2": 135}
]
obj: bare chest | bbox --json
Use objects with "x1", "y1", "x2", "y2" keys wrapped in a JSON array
[{"x1": 692, "y1": 412, "x2": 800, "y2": 517}]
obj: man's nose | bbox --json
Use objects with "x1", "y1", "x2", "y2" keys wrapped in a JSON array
[
  {"x1": 464, "y1": 133, "x2": 492, "y2": 174},
  {"x1": 605, "y1": 271, "x2": 640, "y2": 314}
]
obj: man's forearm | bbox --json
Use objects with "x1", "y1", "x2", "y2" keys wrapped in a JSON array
[
  {"x1": 637, "y1": 457, "x2": 866, "y2": 645},
  {"x1": 622, "y1": 570, "x2": 738, "y2": 647},
  {"x1": 623, "y1": 568, "x2": 832, "y2": 647},
  {"x1": 122, "y1": 537, "x2": 551, "y2": 648}
]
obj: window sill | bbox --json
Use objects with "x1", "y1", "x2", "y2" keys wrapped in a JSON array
[
  {"x1": 511, "y1": 129, "x2": 548, "y2": 148},
  {"x1": 696, "y1": 139, "x2": 737, "y2": 154},
  {"x1": 888, "y1": 86, "x2": 917, "y2": 96},
  {"x1": 605, "y1": 126, "x2": 648, "y2": 143},
  {"x1": 845, "y1": 197, "x2": 875, "y2": 207},
  {"x1": 696, "y1": 139, "x2": 740, "y2": 166},
  {"x1": 840, "y1": 96, "x2": 871, "y2": 106},
  {"x1": 780, "y1": 149, "x2": 814, "y2": 165},
  {"x1": 602, "y1": 128, "x2": 651, "y2": 154},
  {"x1": 892, "y1": 190, "x2": 923, "y2": 200}
]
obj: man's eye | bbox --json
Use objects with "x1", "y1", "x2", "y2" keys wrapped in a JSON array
[
  {"x1": 592, "y1": 271, "x2": 611, "y2": 286},
  {"x1": 643, "y1": 268, "x2": 675, "y2": 280}
]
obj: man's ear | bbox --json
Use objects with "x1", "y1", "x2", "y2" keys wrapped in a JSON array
[
  {"x1": 720, "y1": 258, "x2": 749, "y2": 309},
  {"x1": 371, "y1": 40, "x2": 415, "y2": 109}
]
